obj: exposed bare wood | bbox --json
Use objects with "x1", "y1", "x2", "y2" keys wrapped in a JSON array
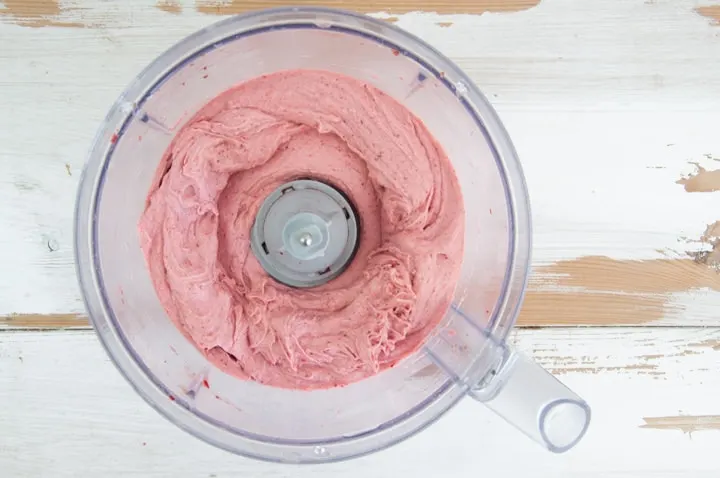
[
  {"x1": 0, "y1": 0, "x2": 85, "y2": 28},
  {"x1": 518, "y1": 256, "x2": 720, "y2": 326},
  {"x1": 0, "y1": 313, "x2": 88, "y2": 329},
  {"x1": 696, "y1": 5, "x2": 720, "y2": 25},
  {"x1": 156, "y1": 0, "x2": 182, "y2": 14},
  {"x1": 677, "y1": 165, "x2": 720, "y2": 192},
  {"x1": 195, "y1": 0, "x2": 541, "y2": 16},
  {"x1": 641, "y1": 415, "x2": 720, "y2": 433}
]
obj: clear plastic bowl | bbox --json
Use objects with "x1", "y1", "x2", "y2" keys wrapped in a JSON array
[{"x1": 74, "y1": 7, "x2": 590, "y2": 463}]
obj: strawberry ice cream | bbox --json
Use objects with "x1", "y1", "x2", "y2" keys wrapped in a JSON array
[{"x1": 138, "y1": 69, "x2": 465, "y2": 390}]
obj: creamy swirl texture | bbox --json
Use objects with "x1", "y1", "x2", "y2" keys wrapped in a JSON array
[{"x1": 138, "y1": 69, "x2": 465, "y2": 389}]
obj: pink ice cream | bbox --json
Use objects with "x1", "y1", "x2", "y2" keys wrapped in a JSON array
[{"x1": 138, "y1": 69, "x2": 465, "y2": 390}]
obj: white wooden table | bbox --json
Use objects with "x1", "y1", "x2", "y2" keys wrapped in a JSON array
[{"x1": 1, "y1": 1, "x2": 719, "y2": 476}]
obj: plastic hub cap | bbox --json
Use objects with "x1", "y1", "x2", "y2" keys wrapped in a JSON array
[{"x1": 251, "y1": 179, "x2": 359, "y2": 288}]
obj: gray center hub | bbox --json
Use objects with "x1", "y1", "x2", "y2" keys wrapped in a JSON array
[{"x1": 250, "y1": 179, "x2": 359, "y2": 288}]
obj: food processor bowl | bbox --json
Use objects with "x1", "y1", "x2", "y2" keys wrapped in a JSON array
[{"x1": 74, "y1": 7, "x2": 590, "y2": 463}]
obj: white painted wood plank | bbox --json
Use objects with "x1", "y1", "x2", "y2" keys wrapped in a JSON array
[
  {"x1": 0, "y1": 0, "x2": 718, "y2": 323},
  {"x1": 1, "y1": 328, "x2": 718, "y2": 476}
]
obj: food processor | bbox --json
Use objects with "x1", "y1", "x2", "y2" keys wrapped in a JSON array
[{"x1": 74, "y1": 7, "x2": 591, "y2": 463}]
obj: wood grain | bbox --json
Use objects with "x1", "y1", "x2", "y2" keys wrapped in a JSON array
[
  {"x1": 519, "y1": 256, "x2": 720, "y2": 326},
  {"x1": 696, "y1": 5, "x2": 720, "y2": 25},
  {"x1": 519, "y1": 290, "x2": 672, "y2": 326},
  {"x1": 520, "y1": 326, "x2": 720, "y2": 377},
  {"x1": 677, "y1": 165, "x2": 720, "y2": 192},
  {"x1": 641, "y1": 415, "x2": 720, "y2": 433},
  {"x1": 532, "y1": 256, "x2": 720, "y2": 294},
  {"x1": 0, "y1": 0, "x2": 543, "y2": 29},
  {"x1": 0, "y1": 0, "x2": 84, "y2": 28},
  {"x1": 156, "y1": 0, "x2": 182, "y2": 14},
  {"x1": 688, "y1": 221, "x2": 720, "y2": 271},
  {"x1": 0, "y1": 313, "x2": 87, "y2": 328},
  {"x1": 2, "y1": 328, "x2": 719, "y2": 477},
  {"x1": 195, "y1": 0, "x2": 541, "y2": 15},
  {"x1": 693, "y1": 338, "x2": 720, "y2": 350}
]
